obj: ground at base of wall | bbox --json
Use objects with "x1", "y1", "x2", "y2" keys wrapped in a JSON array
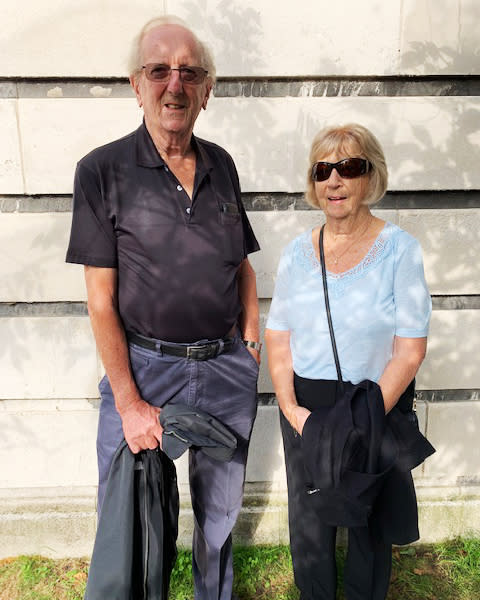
[{"x1": 1, "y1": 539, "x2": 479, "y2": 600}]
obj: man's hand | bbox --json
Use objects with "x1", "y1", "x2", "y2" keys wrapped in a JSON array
[
  {"x1": 119, "y1": 399, "x2": 164, "y2": 454},
  {"x1": 246, "y1": 345, "x2": 261, "y2": 365}
]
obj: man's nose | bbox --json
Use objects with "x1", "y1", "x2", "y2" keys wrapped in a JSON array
[{"x1": 166, "y1": 68, "x2": 183, "y2": 93}]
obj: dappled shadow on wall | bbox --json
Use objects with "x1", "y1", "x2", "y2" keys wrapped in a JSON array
[{"x1": 400, "y1": 1, "x2": 480, "y2": 75}]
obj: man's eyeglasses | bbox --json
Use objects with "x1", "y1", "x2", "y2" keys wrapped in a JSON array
[
  {"x1": 142, "y1": 64, "x2": 208, "y2": 84},
  {"x1": 311, "y1": 158, "x2": 372, "y2": 182}
]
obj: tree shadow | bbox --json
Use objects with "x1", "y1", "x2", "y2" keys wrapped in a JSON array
[{"x1": 399, "y1": 1, "x2": 480, "y2": 75}]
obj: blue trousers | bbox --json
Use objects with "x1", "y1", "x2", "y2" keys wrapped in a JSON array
[{"x1": 96, "y1": 335, "x2": 259, "y2": 600}]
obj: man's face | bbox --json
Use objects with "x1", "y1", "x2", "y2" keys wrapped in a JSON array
[{"x1": 130, "y1": 24, "x2": 212, "y2": 141}]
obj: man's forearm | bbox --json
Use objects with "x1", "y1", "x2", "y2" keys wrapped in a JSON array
[
  {"x1": 88, "y1": 302, "x2": 142, "y2": 414},
  {"x1": 84, "y1": 266, "x2": 142, "y2": 414},
  {"x1": 237, "y1": 258, "x2": 260, "y2": 341}
]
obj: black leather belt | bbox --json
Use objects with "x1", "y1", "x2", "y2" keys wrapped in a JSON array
[{"x1": 127, "y1": 331, "x2": 234, "y2": 361}]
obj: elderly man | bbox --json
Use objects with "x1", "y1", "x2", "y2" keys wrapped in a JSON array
[{"x1": 66, "y1": 16, "x2": 260, "y2": 600}]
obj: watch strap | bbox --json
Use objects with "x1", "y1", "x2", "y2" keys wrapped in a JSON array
[{"x1": 243, "y1": 340, "x2": 262, "y2": 352}]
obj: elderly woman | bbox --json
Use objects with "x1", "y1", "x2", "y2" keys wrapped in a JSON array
[{"x1": 265, "y1": 123, "x2": 432, "y2": 600}]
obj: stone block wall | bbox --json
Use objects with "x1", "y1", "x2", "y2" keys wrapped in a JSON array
[{"x1": 1, "y1": 0, "x2": 479, "y2": 557}]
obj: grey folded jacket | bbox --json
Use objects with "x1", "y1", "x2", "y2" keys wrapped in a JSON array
[
  {"x1": 159, "y1": 403, "x2": 237, "y2": 461},
  {"x1": 84, "y1": 442, "x2": 179, "y2": 600}
]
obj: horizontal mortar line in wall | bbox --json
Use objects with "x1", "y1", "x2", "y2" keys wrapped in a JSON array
[
  {"x1": 0, "y1": 302, "x2": 88, "y2": 317},
  {"x1": 2, "y1": 190, "x2": 480, "y2": 213},
  {"x1": 243, "y1": 190, "x2": 480, "y2": 211},
  {"x1": 259, "y1": 389, "x2": 480, "y2": 405},
  {"x1": 0, "y1": 398, "x2": 100, "y2": 407},
  {"x1": 0, "y1": 512, "x2": 94, "y2": 520},
  {"x1": 419, "y1": 500, "x2": 480, "y2": 507},
  {"x1": 415, "y1": 389, "x2": 480, "y2": 403},
  {"x1": 1, "y1": 392, "x2": 477, "y2": 406},
  {"x1": 0, "y1": 196, "x2": 73, "y2": 212},
  {"x1": 0, "y1": 296, "x2": 479, "y2": 317},
  {"x1": 431, "y1": 295, "x2": 480, "y2": 310},
  {"x1": 1, "y1": 75, "x2": 480, "y2": 99}
]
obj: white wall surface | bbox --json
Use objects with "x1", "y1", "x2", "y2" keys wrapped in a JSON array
[
  {"x1": 2, "y1": 209, "x2": 480, "y2": 303},
  {"x1": 1, "y1": 0, "x2": 478, "y2": 77},
  {"x1": 4, "y1": 96, "x2": 479, "y2": 194}
]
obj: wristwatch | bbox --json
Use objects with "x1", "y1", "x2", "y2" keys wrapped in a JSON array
[{"x1": 243, "y1": 340, "x2": 262, "y2": 352}]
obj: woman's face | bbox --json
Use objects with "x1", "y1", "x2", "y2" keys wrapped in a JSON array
[{"x1": 313, "y1": 148, "x2": 371, "y2": 222}]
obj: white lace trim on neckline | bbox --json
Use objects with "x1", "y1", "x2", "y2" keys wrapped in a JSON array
[{"x1": 297, "y1": 223, "x2": 393, "y2": 298}]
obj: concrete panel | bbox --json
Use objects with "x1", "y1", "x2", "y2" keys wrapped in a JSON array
[
  {"x1": 417, "y1": 498, "x2": 480, "y2": 542},
  {"x1": 0, "y1": 400, "x2": 98, "y2": 488},
  {"x1": 0, "y1": 213, "x2": 86, "y2": 302},
  {"x1": 0, "y1": 1, "x2": 167, "y2": 78},
  {"x1": 3, "y1": 209, "x2": 479, "y2": 303},
  {"x1": 423, "y1": 402, "x2": 480, "y2": 483},
  {"x1": 173, "y1": 0, "x2": 401, "y2": 77},
  {"x1": 246, "y1": 405, "x2": 286, "y2": 484},
  {"x1": 259, "y1": 306, "x2": 480, "y2": 394},
  {"x1": 253, "y1": 207, "x2": 480, "y2": 296},
  {"x1": 399, "y1": 209, "x2": 480, "y2": 295},
  {"x1": 249, "y1": 210, "x2": 399, "y2": 299},
  {"x1": 257, "y1": 302, "x2": 274, "y2": 395},
  {"x1": 0, "y1": 100, "x2": 23, "y2": 193},
  {"x1": 197, "y1": 96, "x2": 480, "y2": 192},
  {"x1": 0, "y1": 317, "x2": 99, "y2": 399},
  {"x1": 1, "y1": 1, "x2": 403, "y2": 78},
  {"x1": 400, "y1": 0, "x2": 480, "y2": 75},
  {"x1": 418, "y1": 310, "x2": 480, "y2": 390},
  {"x1": 2, "y1": 1, "x2": 479, "y2": 78},
  {"x1": 256, "y1": 209, "x2": 475, "y2": 299},
  {"x1": 18, "y1": 96, "x2": 480, "y2": 194},
  {"x1": 284, "y1": 97, "x2": 480, "y2": 193},
  {"x1": 2, "y1": 483, "x2": 479, "y2": 558},
  {"x1": 0, "y1": 495, "x2": 97, "y2": 559},
  {"x1": 19, "y1": 98, "x2": 140, "y2": 195}
]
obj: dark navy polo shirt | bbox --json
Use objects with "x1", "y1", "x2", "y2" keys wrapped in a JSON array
[{"x1": 66, "y1": 123, "x2": 260, "y2": 342}]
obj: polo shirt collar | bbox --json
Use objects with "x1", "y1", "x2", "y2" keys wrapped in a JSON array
[{"x1": 135, "y1": 121, "x2": 213, "y2": 174}]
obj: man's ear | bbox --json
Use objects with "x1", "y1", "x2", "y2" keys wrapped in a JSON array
[
  {"x1": 129, "y1": 74, "x2": 143, "y2": 108},
  {"x1": 202, "y1": 83, "x2": 212, "y2": 110}
]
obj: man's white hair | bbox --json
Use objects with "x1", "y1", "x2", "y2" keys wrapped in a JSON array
[{"x1": 128, "y1": 15, "x2": 216, "y2": 84}]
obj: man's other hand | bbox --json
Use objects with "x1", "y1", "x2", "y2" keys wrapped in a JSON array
[{"x1": 246, "y1": 345, "x2": 261, "y2": 365}]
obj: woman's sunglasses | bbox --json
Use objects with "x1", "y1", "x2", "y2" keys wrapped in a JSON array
[{"x1": 311, "y1": 158, "x2": 372, "y2": 182}]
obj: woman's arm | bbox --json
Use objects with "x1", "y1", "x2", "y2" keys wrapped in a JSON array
[
  {"x1": 378, "y1": 335, "x2": 427, "y2": 413},
  {"x1": 265, "y1": 328, "x2": 311, "y2": 435}
]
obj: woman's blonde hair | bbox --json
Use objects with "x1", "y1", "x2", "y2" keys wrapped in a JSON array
[{"x1": 305, "y1": 123, "x2": 388, "y2": 208}]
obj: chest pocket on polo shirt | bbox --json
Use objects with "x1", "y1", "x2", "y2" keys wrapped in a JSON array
[
  {"x1": 219, "y1": 202, "x2": 244, "y2": 265},
  {"x1": 220, "y1": 202, "x2": 240, "y2": 223}
]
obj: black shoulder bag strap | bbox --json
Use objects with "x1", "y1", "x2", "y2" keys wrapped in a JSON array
[{"x1": 319, "y1": 225, "x2": 344, "y2": 394}]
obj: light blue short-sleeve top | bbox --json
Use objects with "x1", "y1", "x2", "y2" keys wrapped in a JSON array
[{"x1": 266, "y1": 222, "x2": 432, "y2": 384}]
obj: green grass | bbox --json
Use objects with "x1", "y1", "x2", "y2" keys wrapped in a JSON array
[{"x1": 1, "y1": 539, "x2": 479, "y2": 600}]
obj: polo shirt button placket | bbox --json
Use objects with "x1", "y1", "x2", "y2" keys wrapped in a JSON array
[{"x1": 174, "y1": 183, "x2": 191, "y2": 221}]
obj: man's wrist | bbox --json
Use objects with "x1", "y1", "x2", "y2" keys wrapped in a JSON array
[{"x1": 243, "y1": 340, "x2": 262, "y2": 352}]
